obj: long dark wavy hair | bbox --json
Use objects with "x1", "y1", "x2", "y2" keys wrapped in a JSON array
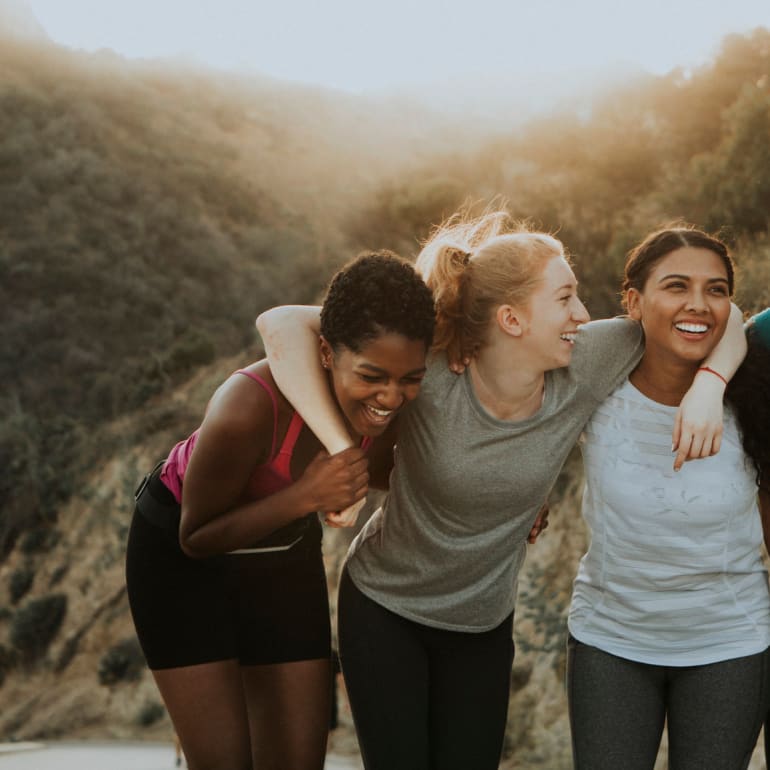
[{"x1": 726, "y1": 330, "x2": 770, "y2": 490}]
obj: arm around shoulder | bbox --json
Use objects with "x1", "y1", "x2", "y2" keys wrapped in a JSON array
[
  {"x1": 571, "y1": 316, "x2": 644, "y2": 391},
  {"x1": 671, "y1": 303, "x2": 748, "y2": 469},
  {"x1": 256, "y1": 305, "x2": 354, "y2": 454}
]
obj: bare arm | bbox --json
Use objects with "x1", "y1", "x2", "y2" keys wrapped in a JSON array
[
  {"x1": 178, "y1": 372, "x2": 368, "y2": 557},
  {"x1": 672, "y1": 302, "x2": 747, "y2": 470},
  {"x1": 256, "y1": 305, "x2": 353, "y2": 454},
  {"x1": 256, "y1": 305, "x2": 376, "y2": 528}
]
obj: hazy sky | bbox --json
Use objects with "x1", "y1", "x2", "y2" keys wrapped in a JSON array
[{"x1": 21, "y1": 0, "x2": 770, "y2": 92}]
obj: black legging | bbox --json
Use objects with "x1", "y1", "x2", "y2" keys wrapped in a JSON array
[
  {"x1": 337, "y1": 568, "x2": 515, "y2": 770},
  {"x1": 765, "y1": 712, "x2": 770, "y2": 770},
  {"x1": 568, "y1": 634, "x2": 770, "y2": 770}
]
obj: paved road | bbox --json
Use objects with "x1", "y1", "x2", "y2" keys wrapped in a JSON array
[{"x1": 0, "y1": 741, "x2": 361, "y2": 769}]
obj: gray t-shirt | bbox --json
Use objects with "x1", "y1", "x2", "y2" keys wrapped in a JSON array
[{"x1": 346, "y1": 317, "x2": 645, "y2": 632}]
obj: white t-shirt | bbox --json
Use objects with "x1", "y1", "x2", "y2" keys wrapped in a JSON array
[{"x1": 568, "y1": 378, "x2": 770, "y2": 665}]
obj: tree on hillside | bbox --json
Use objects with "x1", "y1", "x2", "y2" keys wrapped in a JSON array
[{"x1": 676, "y1": 84, "x2": 770, "y2": 235}]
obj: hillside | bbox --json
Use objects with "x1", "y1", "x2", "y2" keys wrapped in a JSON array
[
  {"x1": 343, "y1": 29, "x2": 770, "y2": 318},
  {"x1": 0, "y1": 352, "x2": 243, "y2": 740},
  {"x1": 0, "y1": 32, "x2": 473, "y2": 556}
]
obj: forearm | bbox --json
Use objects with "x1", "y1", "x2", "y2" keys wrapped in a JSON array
[
  {"x1": 670, "y1": 304, "x2": 747, "y2": 467},
  {"x1": 698, "y1": 302, "x2": 747, "y2": 382},
  {"x1": 256, "y1": 305, "x2": 353, "y2": 453},
  {"x1": 180, "y1": 482, "x2": 316, "y2": 558}
]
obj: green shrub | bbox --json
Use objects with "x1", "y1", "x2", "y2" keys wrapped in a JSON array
[
  {"x1": 48, "y1": 564, "x2": 68, "y2": 588},
  {"x1": 10, "y1": 594, "x2": 67, "y2": 662},
  {"x1": 8, "y1": 564, "x2": 34, "y2": 604},
  {"x1": 136, "y1": 700, "x2": 166, "y2": 727},
  {"x1": 98, "y1": 637, "x2": 145, "y2": 685},
  {"x1": 19, "y1": 527, "x2": 60, "y2": 555},
  {"x1": 0, "y1": 643, "x2": 15, "y2": 686}
]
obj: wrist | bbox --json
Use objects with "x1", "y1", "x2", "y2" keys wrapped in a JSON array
[
  {"x1": 286, "y1": 479, "x2": 319, "y2": 516},
  {"x1": 696, "y1": 366, "x2": 728, "y2": 388}
]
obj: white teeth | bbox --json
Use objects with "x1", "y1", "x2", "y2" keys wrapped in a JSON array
[
  {"x1": 675, "y1": 323, "x2": 708, "y2": 333},
  {"x1": 366, "y1": 405, "x2": 392, "y2": 417},
  {"x1": 560, "y1": 332, "x2": 577, "y2": 344}
]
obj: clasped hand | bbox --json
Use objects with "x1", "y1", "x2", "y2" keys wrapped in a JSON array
[{"x1": 298, "y1": 447, "x2": 369, "y2": 526}]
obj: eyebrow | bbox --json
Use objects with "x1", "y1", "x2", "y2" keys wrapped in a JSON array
[
  {"x1": 553, "y1": 282, "x2": 577, "y2": 294},
  {"x1": 357, "y1": 363, "x2": 427, "y2": 376},
  {"x1": 658, "y1": 273, "x2": 730, "y2": 284}
]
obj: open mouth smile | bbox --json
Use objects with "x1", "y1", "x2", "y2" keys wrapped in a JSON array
[
  {"x1": 364, "y1": 404, "x2": 396, "y2": 423},
  {"x1": 674, "y1": 322, "x2": 709, "y2": 335}
]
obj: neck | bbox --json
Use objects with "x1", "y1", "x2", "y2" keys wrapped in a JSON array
[
  {"x1": 629, "y1": 355, "x2": 698, "y2": 406},
  {"x1": 470, "y1": 349, "x2": 545, "y2": 421}
]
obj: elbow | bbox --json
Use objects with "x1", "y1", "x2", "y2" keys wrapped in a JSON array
[
  {"x1": 256, "y1": 306, "x2": 285, "y2": 338},
  {"x1": 255, "y1": 309, "x2": 271, "y2": 336},
  {"x1": 178, "y1": 534, "x2": 206, "y2": 560},
  {"x1": 178, "y1": 521, "x2": 212, "y2": 560}
]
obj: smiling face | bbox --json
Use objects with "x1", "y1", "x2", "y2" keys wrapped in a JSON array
[
  {"x1": 517, "y1": 255, "x2": 590, "y2": 370},
  {"x1": 321, "y1": 331, "x2": 428, "y2": 438},
  {"x1": 626, "y1": 246, "x2": 732, "y2": 366}
]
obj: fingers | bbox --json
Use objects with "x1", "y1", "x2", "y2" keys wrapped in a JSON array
[
  {"x1": 527, "y1": 502, "x2": 550, "y2": 544},
  {"x1": 671, "y1": 410, "x2": 682, "y2": 452},
  {"x1": 304, "y1": 447, "x2": 369, "y2": 512},
  {"x1": 448, "y1": 357, "x2": 471, "y2": 374},
  {"x1": 325, "y1": 497, "x2": 367, "y2": 528},
  {"x1": 527, "y1": 521, "x2": 548, "y2": 544},
  {"x1": 672, "y1": 439, "x2": 689, "y2": 472},
  {"x1": 672, "y1": 374, "x2": 725, "y2": 470},
  {"x1": 332, "y1": 447, "x2": 369, "y2": 482},
  {"x1": 672, "y1": 425, "x2": 724, "y2": 471}
]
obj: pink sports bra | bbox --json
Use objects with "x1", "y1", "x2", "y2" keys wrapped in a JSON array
[{"x1": 160, "y1": 368, "x2": 370, "y2": 503}]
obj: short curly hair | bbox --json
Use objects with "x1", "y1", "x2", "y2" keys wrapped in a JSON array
[
  {"x1": 320, "y1": 250, "x2": 435, "y2": 353},
  {"x1": 727, "y1": 333, "x2": 770, "y2": 491}
]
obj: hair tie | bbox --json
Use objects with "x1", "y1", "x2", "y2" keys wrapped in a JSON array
[{"x1": 454, "y1": 248, "x2": 471, "y2": 267}]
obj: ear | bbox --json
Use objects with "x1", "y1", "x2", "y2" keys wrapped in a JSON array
[
  {"x1": 319, "y1": 336, "x2": 333, "y2": 370},
  {"x1": 626, "y1": 288, "x2": 643, "y2": 321},
  {"x1": 496, "y1": 304, "x2": 525, "y2": 338}
]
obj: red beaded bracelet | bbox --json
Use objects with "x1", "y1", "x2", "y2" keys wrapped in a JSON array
[{"x1": 697, "y1": 366, "x2": 728, "y2": 387}]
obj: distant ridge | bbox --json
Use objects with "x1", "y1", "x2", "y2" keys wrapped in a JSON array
[{"x1": 0, "y1": 0, "x2": 48, "y2": 42}]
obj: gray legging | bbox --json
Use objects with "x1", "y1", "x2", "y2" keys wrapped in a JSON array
[{"x1": 567, "y1": 635, "x2": 770, "y2": 770}]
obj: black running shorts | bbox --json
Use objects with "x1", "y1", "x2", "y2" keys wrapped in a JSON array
[{"x1": 125, "y1": 481, "x2": 331, "y2": 670}]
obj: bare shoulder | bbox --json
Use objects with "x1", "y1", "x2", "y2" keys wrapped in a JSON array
[{"x1": 202, "y1": 360, "x2": 278, "y2": 444}]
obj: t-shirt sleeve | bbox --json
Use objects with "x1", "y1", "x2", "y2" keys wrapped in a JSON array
[
  {"x1": 569, "y1": 317, "x2": 645, "y2": 400},
  {"x1": 747, "y1": 308, "x2": 770, "y2": 349}
]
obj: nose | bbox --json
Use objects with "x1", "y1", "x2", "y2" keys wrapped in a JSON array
[
  {"x1": 572, "y1": 296, "x2": 590, "y2": 324},
  {"x1": 376, "y1": 384, "x2": 405, "y2": 411},
  {"x1": 685, "y1": 288, "x2": 708, "y2": 312}
]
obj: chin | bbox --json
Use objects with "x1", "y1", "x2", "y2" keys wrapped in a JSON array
[{"x1": 362, "y1": 420, "x2": 390, "y2": 438}]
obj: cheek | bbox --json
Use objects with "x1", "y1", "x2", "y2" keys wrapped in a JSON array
[
  {"x1": 403, "y1": 384, "x2": 422, "y2": 402},
  {"x1": 713, "y1": 303, "x2": 732, "y2": 333},
  {"x1": 331, "y1": 373, "x2": 357, "y2": 402},
  {"x1": 336, "y1": 377, "x2": 371, "y2": 403}
]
